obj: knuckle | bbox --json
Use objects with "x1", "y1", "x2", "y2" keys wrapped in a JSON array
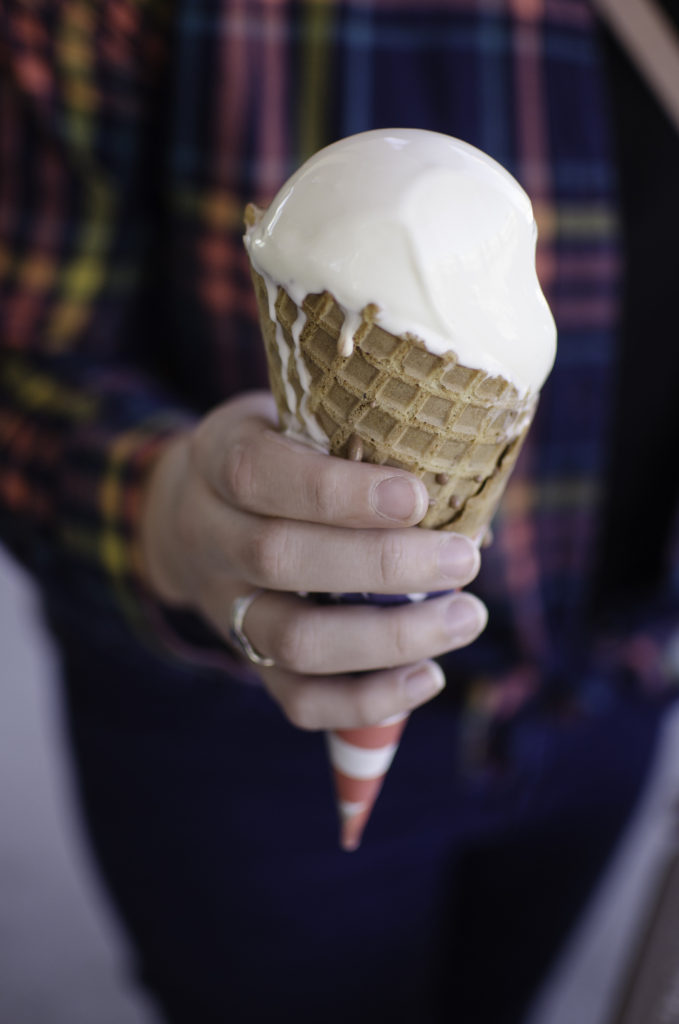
[
  {"x1": 351, "y1": 685, "x2": 388, "y2": 728},
  {"x1": 309, "y1": 471, "x2": 342, "y2": 521},
  {"x1": 246, "y1": 520, "x2": 288, "y2": 586},
  {"x1": 221, "y1": 438, "x2": 258, "y2": 508},
  {"x1": 389, "y1": 614, "x2": 415, "y2": 663},
  {"x1": 283, "y1": 690, "x2": 321, "y2": 731},
  {"x1": 273, "y1": 614, "x2": 317, "y2": 673},
  {"x1": 378, "y1": 533, "x2": 409, "y2": 588}
]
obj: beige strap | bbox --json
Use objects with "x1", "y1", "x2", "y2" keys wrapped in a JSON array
[{"x1": 591, "y1": 0, "x2": 679, "y2": 134}]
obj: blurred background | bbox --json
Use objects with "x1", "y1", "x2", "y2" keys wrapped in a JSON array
[
  {"x1": 3, "y1": 528, "x2": 679, "y2": 1024},
  {"x1": 0, "y1": 544, "x2": 161, "y2": 1024}
]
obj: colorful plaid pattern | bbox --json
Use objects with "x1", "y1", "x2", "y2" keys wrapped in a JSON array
[{"x1": 1, "y1": 1, "x2": 677, "y2": 743}]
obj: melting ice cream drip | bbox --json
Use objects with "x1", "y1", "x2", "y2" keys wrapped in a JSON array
[
  {"x1": 260, "y1": 272, "x2": 328, "y2": 448},
  {"x1": 337, "y1": 308, "x2": 363, "y2": 358},
  {"x1": 262, "y1": 276, "x2": 296, "y2": 421},
  {"x1": 260, "y1": 265, "x2": 369, "y2": 442}
]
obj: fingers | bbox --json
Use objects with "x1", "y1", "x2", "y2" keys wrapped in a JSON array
[
  {"x1": 210, "y1": 581, "x2": 487, "y2": 730},
  {"x1": 226, "y1": 590, "x2": 487, "y2": 676},
  {"x1": 190, "y1": 391, "x2": 480, "y2": 594},
  {"x1": 203, "y1": 532, "x2": 488, "y2": 732},
  {"x1": 196, "y1": 393, "x2": 430, "y2": 529},
  {"x1": 261, "y1": 659, "x2": 449, "y2": 731},
  {"x1": 203, "y1": 499, "x2": 480, "y2": 594}
]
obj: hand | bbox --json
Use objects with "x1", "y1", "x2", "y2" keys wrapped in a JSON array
[{"x1": 139, "y1": 391, "x2": 487, "y2": 730}]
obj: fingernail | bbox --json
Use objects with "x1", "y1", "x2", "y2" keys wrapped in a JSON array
[
  {"x1": 373, "y1": 476, "x2": 424, "y2": 522},
  {"x1": 445, "y1": 594, "x2": 487, "y2": 640},
  {"x1": 437, "y1": 537, "x2": 479, "y2": 580},
  {"x1": 404, "y1": 661, "x2": 446, "y2": 704}
]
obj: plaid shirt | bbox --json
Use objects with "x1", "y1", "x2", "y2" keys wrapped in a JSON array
[{"x1": 1, "y1": 0, "x2": 677, "y2": 747}]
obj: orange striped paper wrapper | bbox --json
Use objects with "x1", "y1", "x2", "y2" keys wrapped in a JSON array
[{"x1": 326, "y1": 712, "x2": 410, "y2": 851}]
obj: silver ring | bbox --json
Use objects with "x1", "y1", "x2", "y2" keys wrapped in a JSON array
[{"x1": 229, "y1": 590, "x2": 275, "y2": 668}]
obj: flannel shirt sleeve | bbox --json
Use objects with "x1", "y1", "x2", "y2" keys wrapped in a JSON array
[{"x1": 0, "y1": 2, "x2": 237, "y2": 667}]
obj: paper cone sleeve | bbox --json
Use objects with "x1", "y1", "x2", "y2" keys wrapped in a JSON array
[{"x1": 327, "y1": 716, "x2": 409, "y2": 850}]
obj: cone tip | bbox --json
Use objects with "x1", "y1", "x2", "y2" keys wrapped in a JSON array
[
  {"x1": 339, "y1": 815, "x2": 366, "y2": 852},
  {"x1": 340, "y1": 833, "x2": 361, "y2": 853}
]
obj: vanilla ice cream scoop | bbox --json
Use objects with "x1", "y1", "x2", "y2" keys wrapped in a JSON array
[{"x1": 244, "y1": 128, "x2": 556, "y2": 396}]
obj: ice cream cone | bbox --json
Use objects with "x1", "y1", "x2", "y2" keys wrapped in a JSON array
[
  {"x1": 247, "y1": 252, "x2": 538, "y2": 849},
  {"x1": 248, "y1": 257, "x2": 537, "y2": 539},
  {"x1": 242, "y1": 131, "x2": 555, "y2": 850}
]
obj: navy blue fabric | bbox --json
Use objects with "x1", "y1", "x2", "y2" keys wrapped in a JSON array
[{"x1": 48, "y1": 595, "x2": 668, "y2": 1023}]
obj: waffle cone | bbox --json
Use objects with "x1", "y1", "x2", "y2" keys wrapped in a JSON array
[
  {"x1": 249, "y1": 267, "x2": 537, "y2": 540},
  {"x1": 246, "y1": 206, "x2": 540, "y2": 849}
]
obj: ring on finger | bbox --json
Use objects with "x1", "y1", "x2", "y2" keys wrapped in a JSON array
[{"x1": 229, "y1": 589, "x2": 275, "y2": 668}]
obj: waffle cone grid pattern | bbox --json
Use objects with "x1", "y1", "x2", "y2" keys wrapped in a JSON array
[{"x1": 252, "y1": 271, "x2": 537, "y2": 538}]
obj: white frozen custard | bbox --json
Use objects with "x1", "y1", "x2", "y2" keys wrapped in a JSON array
[{"x1": 244, "y1": 128, "x2": 556, "y2": 397}]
